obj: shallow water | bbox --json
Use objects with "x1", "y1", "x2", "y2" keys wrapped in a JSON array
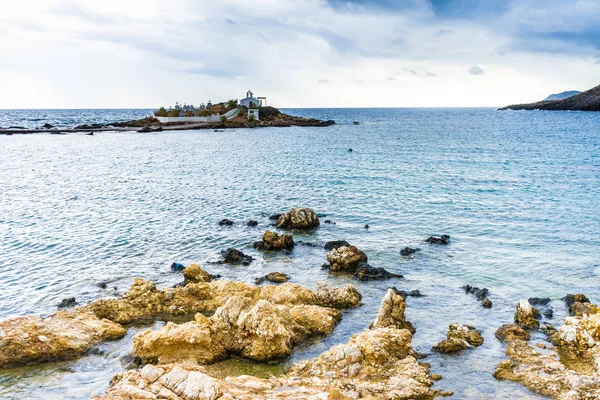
[{"x1": 0, "y1": 108, "x2": 599, "y2": 399}]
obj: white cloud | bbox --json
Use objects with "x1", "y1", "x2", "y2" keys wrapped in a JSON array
[{"x1": 0, "y1": 0, "x2": 598, "y2": 108}]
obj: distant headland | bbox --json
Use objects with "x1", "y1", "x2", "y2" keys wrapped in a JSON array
[{"x1": 500, "y1": 84, "x2": 600, "y2": 111}]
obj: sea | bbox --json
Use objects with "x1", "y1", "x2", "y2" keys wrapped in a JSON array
[{"x1": 0, "y1": 108, "x2": 599, "y2": 399}]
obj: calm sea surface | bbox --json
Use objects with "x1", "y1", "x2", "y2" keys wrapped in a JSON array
[{"x1": 0, "y1": 108, "x2": 599, "y2": 399}]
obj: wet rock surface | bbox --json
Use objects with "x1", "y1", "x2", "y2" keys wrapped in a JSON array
[
  {"x1": 276, "y1": 207, "x2": 320, "y2": 229},
  {"x1": 253, "y1": 231, "x2": 294, "y2": 251},
  {"x1": 515, "y1": 300, "x2": 541, "y2": 330},
  {"x1": 355, "y1": 264, "x2": 403, "y2": 281},
  {"x1": 246, "y1": 220, "x2": 258, "y2": 227},
  {"x1": 425, "y1": 235, "x2": 450, "y2": 245},
  {"x1": 93, "y1": 289, "x2": 443, "y2": 400},
  {"x1": 0, "y1": 310, "x2": 126, "y2": 367},
  {"x1": 400, "y1": 247, "x2": 419, "y2": 256},
  {"x1": 323, "y1": 240, "x2": 351, "y2": 250},
  {"x1": 495, "y1": 324, "x2": 530, "y2": 342},
  {"x1": 433, "y1": 323, "x2": 484, "y2": 353},
  {"x1": 218, "y1": 248, "x2": 253, "y2": 265},
  {"x1": 218, "y1": 219, "x2": 234, "y2": 226},
  {"x1": 325, "y1": 245, "x2": 401, "y2": 281},
  {"x1": 57, "y1": 297, "x2": 78, "y2": 309},
  {"x1": 463, "y1": 284, "x2": 492, "y2": 308},
  {"x1": 255, "y1": 272, "x2": 289, "y2": 285},
  {"x1": 563, "y1": 293, "x2": 592, "y2": 316}
]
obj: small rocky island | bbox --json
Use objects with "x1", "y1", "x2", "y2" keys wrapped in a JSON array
[{"x1": 500, "y1": 83, "x2": 600, "y2": 111}]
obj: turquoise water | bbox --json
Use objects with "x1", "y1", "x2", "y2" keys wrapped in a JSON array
[{"x1": 0, "y1": 108, "x2": 599, "y2": 399}]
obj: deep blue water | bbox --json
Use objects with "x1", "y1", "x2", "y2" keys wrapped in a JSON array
[{"x1": 0, "y1": 108, "x2": 599, "y2": 399}]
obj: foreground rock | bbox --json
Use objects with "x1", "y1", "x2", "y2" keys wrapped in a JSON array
[
  {"x1": 563, "y1": 293, "x2": 593, "y2": 316},
  {"x1": 494, "y1": 299, "x2": 600, "y2": 399},
  {"x1": 255, "y1": 272, "x2": 289, "y2": 284},
  {"x1": 253, "y1": 231, "x2": 294, "y2": 251},
  {"x1": 87, "y1": 278, "x2": 361, "y2": 325},
  {"x1": 133, "y1": 295, "x2": 342, "y2": 364},
  {"x1": 0, "y1": 310, "x2": 126, "y2": 367},
  {"x1": 433, "y1": 323, "x2": 484, "y2": 353},
  {"x1": 369, "y1": 287, "x2": 415, "y2": 333},
  {"x1": 276, "y1": 207, "x2": 320, "y2": 229},
  {"x1": 325, "y1": 245, "x2": 401, "y2": 281},
  {"x1": 93, "y1": 288, "x2": 444, "y2": 400}
]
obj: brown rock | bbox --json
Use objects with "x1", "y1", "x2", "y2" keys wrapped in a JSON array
[
  {"x1": 0, "y1": 310, "x2": 126, "y2": 367},
  {"x1": 370, "y1": 287, "x2": 415, "y2": 333},
  {"x1": 515, "y1": 300, "x2": 541, "y2": 330},
  {"x1": 255, "y1": 272, "x2": 289, "y2": 284},
  {"x1": 433, "y1": 323, "x2": 483, "y2": 353},
  {"x1": 253, "y1": 231, "x2": 294, "y2": 250},
  {"x1": 495, "y1": 324, "x2": 530, "y2": 342},
  {"x1": 276, "y1": 207, "x2": 320, "y2": 229},
  {"x1": 183, "y1": 264, "x2": 214, "y2": 283},
  {"x1": 326, "y1": 245, "x2": 368, "y2": 272}
]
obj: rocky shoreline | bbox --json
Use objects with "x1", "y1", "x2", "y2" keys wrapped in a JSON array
[
  {"x1": 1, "y1": 207, "x2": 598, "y2": 399},
  {"x1": 0, "y1": 111, "x2": 335, "y2": 135},
  {"x1": 499, "y1": 83, "x2": 600, "y2": 111}
]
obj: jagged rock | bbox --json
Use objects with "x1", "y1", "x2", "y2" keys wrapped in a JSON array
[
  {"x1": 171, "y1": 262, "x2": 185, "y2": 272},
  {"x1": 268, "y1": 213, "x2": 281, "y2": 220},
  {"x1": 425, "y1": 235, "x2": 450, "y2": 245},
  {"x1": 218, "y1": 248, "x2": 253, "y2": 265},
  {"x1": 57, "y1": 297, "x2": 77, "y2": 309},
  {"x1": 400, "y1": 247, "x2": 419, "y2": 256},
  {"x1": 494, "y1": 338, "x2": 600, "y2": 399},
  {"x1": 247, "y1": 220, "x2": 258, "y2": 226},
  {"x1": 323, "y1": 240, "x2": 351, "y2": 250},
  {"x1": 183, "y1": 264, "x2": 214, "y2": 283},
  {"x1": 323, "y1": 219, "x2": 335, "y2": 224},
  {"x1": 482, "y1": 298, "x2": 493, "y2": 308},
  {"x1": 253, "y1": 231, "x2": 294, "y2": 251},
  {"x1": 326, "y1": 245, "x2": 368, "y2": 272},
  {"x1": 218, "y1": 219, "x2": 234, "y2": 226},
  {"x1": 370, "y1": 288, "x2": 415, "y2": 333},
  {"x1": 93, "y1": 289, "x2": 443, "y2": 400},
  {"x1": 495, "y1": 324, "x2": 530, "y2": 342},
  {"x1": 552, "y1": 311, "x2": 600, "y2": 366},
  {"x1": 529, "y1": 297, "x2": 552, "y2": 306},
  {"x1": 255, "y1": 272, "x2": 289, "y2": 285},
  {"x1": 462, "y1": 285, "x2": 493, "y2": 308},
  {"x1": 515, "y1": 300, "x2": 541, "y2": 330},
  {"x1": 397, "y1": 289, "x2": 424, "y2": 299},
  {"x1": 276, "y1": 208, "x2": 320, "y2": 229},
  {"x1": 0, "y1": 310, "x2": 126, "y2": 367},
  {"x1": 433, "y1": 323, "x2": 484, "y2": 353},
  {"x1": 87, "y1": 278, "x2": 361, "y2": 325},
  {"x1": 355, "y1": 264, "x2": 403, "y2": 281},
  {"x1": 563, "y1": 294, "x2": 592, "y2": 316}
]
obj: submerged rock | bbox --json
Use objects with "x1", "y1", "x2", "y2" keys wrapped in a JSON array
[
  {"x1": 253, "y1": 231, "x2": 294, "y2": 251},
  {"x1": 515, "y1": 300, "x2": 541, "y2": 330},
  {"x1": 218, "y1": 248, "x2": 253, "y2": 265},
  {"x1": 246, "y1": 220, "x2": 258, "y2": 227},
  {"x1": 400, "y1": 247, "x2": 419, "y2": 256},
  {"x1": 183, "y1": 264, "x2": 214, "y2": 283},
  {"x1": 268, "y1": 213, "x2": 281, "y2": 220},
  {"x1": 323, "y1": 240, "x2": 351, "y2": 250},
  {"x1": 433, "y1": 323, "x2": 484, "y2": 353},
  {"x1": 276, "y1": 208, "x2": 320, "y2": 229},
  {"x1": 0, "y1": 310, "x2": 126, "y2": 367},
  {"x1": 255, "y1": 272, "x2": 289, "y2": 285},
  {"x1": 94, "y1": 287, "x2": 442, "y2": 400},
  {"x1": 170, "y1": 262, "x2": 185, "y2": 272},
  {"x1": 218, "y1": 219, "x2": 234, "y2": 226},
  {"x1": 463, "y1": 285, "x2": 493, "y2": 308},
  {"x1": 355, "y1": 264, "x2": 403, "y2": 281},
  {"x1": 397, "y1": 289, "x2": 425, "y2": 299},
  {"x1": 425, "y1": 235, "x2": 450, "y2": 245},
  {"x1": 57, "y1": 297, "x2": 78, "y2": 309}
]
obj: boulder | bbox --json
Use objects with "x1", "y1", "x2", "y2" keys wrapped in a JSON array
[
  {"x1": 183, "y1": 264, "x2": 214, "y2": 283},
  {"x1": 246, "y1": 220, "x2": 258, "y2": 227},
  {"x1": 463, "y1": 285, "x2": 493, "y2": 308},
  {"x1": 370, "y1": 288, "x2": 415, "y2": 333},
  {"x1": 133, "y1": 296, "x2": 342, "y2": 364},
  {"x1": 397, "y1": 289, "x2": 425, "y2": 299},
  {"x1": 218, "y1": 219, "x2": 234, "y2": 226},
  {"x1": 255, "y1": 272, "x2": 289, "y2": 285},
  {"x1": 433, "y1": 323, "x2": 483, "y2": 353},
  {"x1": 354, "y1": 264, "x2": 403, "y2": 281},
  {"x1": 0, "y1": 310, "x2": 126, "y2": 367},
  {"x1": 425, "y1": 235, "x2": 450, "y2": 245},
  {"x1": 218, "y1": 248, "x2": 253, "y2": 265},
  {"x1": 42, "y1": 123, "x2": 54, "y2": 129},
  {"x1": 515, "y1": 300, "x2": 541, "y2": 330},
  {"x1": 552, "y1": 311, "x2": 600, "y2": 365},
  {"x1": 563, "y1": 294, "x2": 592, "y2": 316},
  {"x1": 326, "y1": 245, "x2": 368, "y2": 272},
  {"x1": 276, "y1": 208, "x2": 320, "y2": 229},
  {"x1": 253, "y1": 231, "x2": 294, "y2": 251},
  {"x1": 171, "y1": 262, "x2": 186, "y2": 271},
  {"x1": 495, "y1": 324, "x2": 531, "y2": 342},
  {"x1": 323, "y1": 240, "x2": 351, "y2": 250}
]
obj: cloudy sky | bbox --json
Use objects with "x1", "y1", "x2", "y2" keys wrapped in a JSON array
[{"x1": 0, "y1": 0, "x2": 599, "y2": 108}]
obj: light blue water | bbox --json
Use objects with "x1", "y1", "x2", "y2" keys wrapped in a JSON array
[{"x1": 0, "y1": 108, "x2": 599, "y2": 399}]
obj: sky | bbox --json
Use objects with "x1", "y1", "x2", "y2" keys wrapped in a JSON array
[{"x1": 0, "y1": 0, "x2": 599, "y2": 108}]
